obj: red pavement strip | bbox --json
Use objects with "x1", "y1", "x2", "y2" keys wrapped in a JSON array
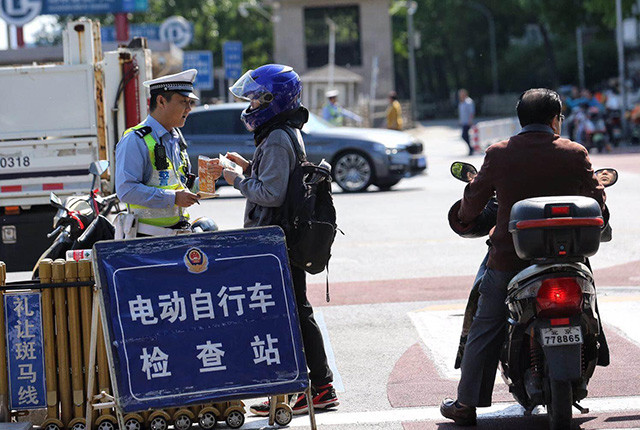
[{"x1": 309, "y1": 260, "x2": 640, "y2": 307}]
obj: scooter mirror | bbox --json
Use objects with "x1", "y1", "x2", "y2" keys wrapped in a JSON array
[
  {"x1": 594, "y1": 168, "x2": 618, "y2": 187},
  {"x1": 89, "y1": 160, "x2": 109, "y2": 177},
  {"x1": 451, "y1": 161, "x2": 478, "y2": 183},
  {"x1": 49, "y1": 192, "x2": 65, "y2": 210}
]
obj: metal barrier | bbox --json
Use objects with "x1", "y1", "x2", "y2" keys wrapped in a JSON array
[
  {"x1": 0, "y1": 259, "x2": 251, "y2": 430},
  {"x1": 470, "y1": 117, "x2": 520, "y2": 151}
]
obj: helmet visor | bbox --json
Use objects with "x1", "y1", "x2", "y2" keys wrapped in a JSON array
[{"x1": 229, "y1": 70, "x2": 273, "y2": 104}]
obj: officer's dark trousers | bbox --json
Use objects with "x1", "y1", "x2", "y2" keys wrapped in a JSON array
[
  {"x1": 457, "y1": 268, "x2": 518, "y2": 407},
  {"x1": 291, "y1": 266, "x2": 333, "y2": 386}
]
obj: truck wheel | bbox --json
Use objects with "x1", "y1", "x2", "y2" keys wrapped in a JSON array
[
  {"x1": 333, "y1": 151, "x2": 373, "y2": 192},
  {"x1": 547, "y1": 379, "x2": 573, "y2": 430},
  {"x1": 225, "y1": 410, "x2": 244, "y2": 429}
]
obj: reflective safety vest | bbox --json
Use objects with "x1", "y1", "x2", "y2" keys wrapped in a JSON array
[
  {"x1": 123, "y1": 124, "x2": 191, "y2": 227},
  {"x1": 323, "y1": 103, "x2": 344, "y2": 126}
]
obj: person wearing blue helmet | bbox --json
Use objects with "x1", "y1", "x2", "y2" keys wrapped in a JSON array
[{"x1": 222, "y1": 64, "x2": 339, "y2": 416}]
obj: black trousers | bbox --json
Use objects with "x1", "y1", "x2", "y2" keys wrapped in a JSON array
[
  {"x1": 461, "y1": 124, "x2": 473, "y2": 153},
  {"x1": 291, "y1": 265, "x2": 333, "y2": 386}
]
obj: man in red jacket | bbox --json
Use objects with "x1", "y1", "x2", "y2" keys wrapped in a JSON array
[{"x1": 441, "y1": 88, "x2": 606, "y2": 426}]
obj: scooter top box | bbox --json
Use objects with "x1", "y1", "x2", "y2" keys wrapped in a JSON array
[{"x1": 509, "y1": 196, "x2": 603, "y2": 260}]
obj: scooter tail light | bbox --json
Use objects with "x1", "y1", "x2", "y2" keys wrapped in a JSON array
[{"x1": 536, "y1": 277, "x2": 583, "y2": 318}]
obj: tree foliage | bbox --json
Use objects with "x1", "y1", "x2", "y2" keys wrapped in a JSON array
[{"x1": 390, "y1": 0, "x2": 636, "y2": 112}]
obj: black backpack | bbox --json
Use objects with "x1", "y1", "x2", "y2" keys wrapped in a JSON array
[{"x1": 275, "y1": 127, "x2": 338, "y2": 284}]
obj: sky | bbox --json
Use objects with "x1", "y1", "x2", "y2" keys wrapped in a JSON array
[{"x1": 1, "y1": 16, "x2": 57, "y2": 49}]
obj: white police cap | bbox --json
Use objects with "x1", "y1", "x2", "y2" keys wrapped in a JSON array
[
  {"x1": 143, "y1": 69, "x2": 199, "y2": 100},
  {"x1": 325, "y1": 89, "x2": 339, "y2": 98}
]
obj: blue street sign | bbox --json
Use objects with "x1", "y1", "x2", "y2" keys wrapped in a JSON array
[
  {"x1": 159, "y1": 16, "x2": 193, "y2": 49},
  {"x1": 183, "y1": 51, "x2": 214, "y2": 91},
  {"x1": 42, "y1": 0, "x2": 148, "y2": 15},
  {"x1": 4, "y1": 292, "x2": 47, "y2": 410},
  {"x1": 0, "y1": 0, "x2": 147, "y2": 26},
  {"x1": 92, "y1": 227, "x2": 308, "y2": 413},
  {"x1": 223, "y1": 41, "x2": 243, "y2": 81},
  {"x1": 101, "y1": 24, "x2": 160, "y2": 43}
]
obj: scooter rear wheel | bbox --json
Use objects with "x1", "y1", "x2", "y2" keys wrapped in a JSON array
[{"x1": 547, "y1": 379, "x2": 573, "y2": 430}]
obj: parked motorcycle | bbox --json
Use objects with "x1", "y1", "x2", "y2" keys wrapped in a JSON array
[
  {"x1": 450, "y1": 161, "x2": 617, "y2": 430},
  {"x1": 31, "y1": 161, "x2": 119, "y2": 278}
]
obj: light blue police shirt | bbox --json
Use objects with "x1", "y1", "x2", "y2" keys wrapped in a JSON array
[{"x1": 115, "y1": 115, "x2": 186, "y2": 209}]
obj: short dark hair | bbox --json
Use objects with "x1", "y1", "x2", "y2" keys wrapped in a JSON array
[
  {"x1": 516, "y1": 88, "x2": 562, "y2": 127},
  {"x1": 149, "y1": 90, "x2": 175, "y2": 112}
]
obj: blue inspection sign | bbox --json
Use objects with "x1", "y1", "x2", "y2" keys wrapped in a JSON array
[
  {"x1": 4, "y1": 292, "x2": 47, "y2": 410},
  {"x1": 184, "y1": 51, "x2": 214, "y2": 91},
  {"x1": 92, "y1": 227, "x2": 308, "y2": 413},
  {"x1": 223, "y1": 41, "x2": 243, "y2": 81}
]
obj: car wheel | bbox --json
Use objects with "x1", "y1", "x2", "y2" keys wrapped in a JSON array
[{"x1": 333, "y1": 151, "x2": 373, "y2": 192}]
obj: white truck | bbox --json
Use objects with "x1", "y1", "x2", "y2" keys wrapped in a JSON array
[{"x1": 0, "y1": 20, "x2": 152, "y2": 271}]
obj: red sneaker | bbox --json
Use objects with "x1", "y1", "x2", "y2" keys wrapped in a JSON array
[{"x1": 292, "y1": 384, "x2": 339, "y2": 415}]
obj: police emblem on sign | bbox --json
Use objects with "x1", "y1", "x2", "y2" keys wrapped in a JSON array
[
  {"x1": 184, "y1": 247, "x2": 208, "y2": 274},
  {"x1": 0, "y1": 0, "x2": 42, "y2": 27}
]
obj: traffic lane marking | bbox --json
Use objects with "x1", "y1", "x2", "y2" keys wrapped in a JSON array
[{"x1": 238, "y1": 396, "x2": 640, "y2": 428}]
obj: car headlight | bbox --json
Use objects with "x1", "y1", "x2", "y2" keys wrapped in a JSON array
[{"x1": 385, "y1": 148, "x2": 399, "y2": 155}]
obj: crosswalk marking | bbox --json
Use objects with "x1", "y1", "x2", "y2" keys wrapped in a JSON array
[
  {"x1": 408, "y1": 288, "x2": 640, "y2": 381},
  {"x1": 239, "y1": 396, "x2": 640, "y2": 428}
]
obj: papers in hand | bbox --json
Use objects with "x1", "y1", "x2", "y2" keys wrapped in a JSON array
[{"x1": 219, "y1": 153, "x2": 243, "y2": 175}]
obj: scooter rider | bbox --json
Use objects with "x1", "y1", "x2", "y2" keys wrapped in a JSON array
[
  {"x1": 115, "y1": 69, "x2": 222, "y2": 236},
  {"x1": 441, "y1": 88, "x2": 606, "y2": 426},
  {"x1": 222, "y1": 64, "x2": 339, "y2": 415}
]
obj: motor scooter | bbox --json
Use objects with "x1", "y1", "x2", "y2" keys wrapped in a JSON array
[
  {"x1": 449, "y1": 162, "x2": 617, "y2": 430},
  {"x1": 31, "y1": 161, "x2": 119, "y2": 279}
]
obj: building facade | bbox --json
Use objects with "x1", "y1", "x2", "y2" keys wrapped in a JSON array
[{"x1": 271, "y1": 0, "x2": 394, "y2": 110}]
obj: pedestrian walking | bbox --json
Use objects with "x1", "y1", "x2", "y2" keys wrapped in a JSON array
[
  {"x1": 458, "y1": 89, "x2": 475, "y2": 155},
  {"x1": 386, "y1": 91, "x2": 403, "y2": 130}
]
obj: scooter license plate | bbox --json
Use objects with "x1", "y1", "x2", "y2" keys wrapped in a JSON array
[{"x1": 540, "y1": 326, "x2": 583, "y2": 346}]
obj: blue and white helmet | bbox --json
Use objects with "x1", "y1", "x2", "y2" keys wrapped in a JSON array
[{"x1": 229, "y1": 64, "x2": 302, "y2": 132}]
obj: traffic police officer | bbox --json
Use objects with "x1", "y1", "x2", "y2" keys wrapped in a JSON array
[
  {"x1": 115, "y1": 69, "x2": 222, "y2": 236},
  {"x1": 321, "y1": 89, "x2": 362, "y2": 126}
]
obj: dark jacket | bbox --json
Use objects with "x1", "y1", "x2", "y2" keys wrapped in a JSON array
[{"x1": 458, "y1": 128, "x2": 606, "y2": 272}]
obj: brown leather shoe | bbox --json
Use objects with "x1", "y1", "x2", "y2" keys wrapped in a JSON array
[{"x1": 440, "y1": 398, "x2": 477, "y2": 426}]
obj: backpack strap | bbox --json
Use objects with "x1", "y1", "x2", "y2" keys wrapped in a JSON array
[{"x1": 279, "y1": 126, "x2": 307, "y2": 164}]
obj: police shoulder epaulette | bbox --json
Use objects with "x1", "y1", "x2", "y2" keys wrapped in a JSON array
[{"x1": 134, "y1": 126, "x2": 153, "y2": 138}]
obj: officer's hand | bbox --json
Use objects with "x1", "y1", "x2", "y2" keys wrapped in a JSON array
[
  {"x1": 225, "y1": 152, "x2": 250, "y2": 173},
  {"x1": 175, "y1": 190, "x2": 200, "y2": 207},
  {"x1": 205, "y1": 159, "x2": 223, "y2": 180},
  {"x1": 223, "y1": 168, "x2": 240, "y2": 185}
]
